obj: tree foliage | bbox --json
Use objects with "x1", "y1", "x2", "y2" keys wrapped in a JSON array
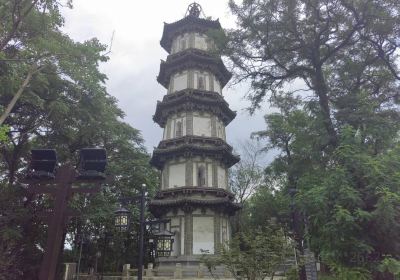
[
  {"x1": 202, "y1": 227, "x2": 295, "y2": 280},
  {"x1": 0, "y1": 1, "x2": 157, "y2": 279},
  {"x1": 220, "y1": 0, "x2": 400, "y2": 278},
  {"x1": 230, "y1": 140, "x2": 265, "y2": 205}
]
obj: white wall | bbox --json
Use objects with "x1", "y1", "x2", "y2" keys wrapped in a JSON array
[
  {"x1": 213, "y1": 76, "x2": 221, "y2": 93},
  {"x1": 162, "y1": 157, "x2": 228, "y2": 189},
  {"x1": 193, "y1": 216, "x2": 214, "y2": 254},
  {"x1": 193, "y1": 116, "x2": 211, "y2": 137},
  {"x1": 221, "y1": 217, "x2": 228, "y2": 244},
  {"x1": 170, "y1": 71, "x2": 188, "y2": 92},
  {"x1": 168, "y1": 69, "x2": 222, "y2": 94},
  {"x1": 169, "y1": 163, "x2": 186, "y2": 187},
  {"x1": 171, "y1": 32, "x2": 210, "y2": 54},
  {"x1": 217, "y1": 165, "x2": 227, "y2": 188},
  {"x1": 181, "y1": 217, "x2": 185, "y2": 255},
  {"x1": 207, "y1": 164, "x2": 213, "y2": 186},
  {"x1": 216, "y1": 119, "x2": 226, "y2": 140},
  {"x1": 171, "y1": 33, "x2": 191, "y2": 54},
  {"x1": 194, "y1": 33, "x2": 208, "y2": 50},
  {"x1": 163, "y1": 114, "x2": 187, "y2": 139},
  {"x1": 170, "y1": 217, "x2": 180, "y2": 256},
  {"x1": 194, "y1": 71, "x2": 209, "y2": 90}
]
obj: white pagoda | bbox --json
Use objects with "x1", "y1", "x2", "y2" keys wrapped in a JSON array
[{"x1": 149, "y1": 3, "x2": 240, "y2": 276}]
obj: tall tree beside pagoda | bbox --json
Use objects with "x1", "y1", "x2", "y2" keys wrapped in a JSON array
[{"x1": 217, "y1": 0, "x2": 400, "y2": 278}]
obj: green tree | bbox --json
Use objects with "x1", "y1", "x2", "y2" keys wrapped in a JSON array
[
  {"x1": 202, "y1": 227, "x2": 295, "y2": 280},
  {"x1": 230, "y1": 140, "x2": 265, "y2": 205},
  {"x1": 224, "y1": 0, "x2": 400, "y2": 147},
  {"x1": 0, "y1": 1, "x2": 158, "y2": 278},
  {"x1": 229, "y1": 140, "x2": 265, "y2": 232},
  {"x1": 220, "y1": 0, "x2": 400, "y2": 278}
]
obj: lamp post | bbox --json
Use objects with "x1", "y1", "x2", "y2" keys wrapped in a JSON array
[
  {"x1": 94, "y1": 251, "x2": 101, "y2": 274},
  {"x1": 113, "y1": 184, "x2": 173, "y2": 280},
  {"x1": 25, "y1": 148, "x2": 108, "y2": 280},
  {"x1": 99, "y1": 231, "x2": 113, "y2": 280},
  {"x1": 138, "y1": 184, "x2": 146, "y2": 280}
]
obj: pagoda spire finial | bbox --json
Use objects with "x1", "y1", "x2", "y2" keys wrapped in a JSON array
[{"x1": 186, "y1": 2, "x2": 204, "y2": 18}]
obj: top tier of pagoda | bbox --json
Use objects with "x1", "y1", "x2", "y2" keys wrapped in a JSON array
[{"x1": 160, "y1": 3, "x2": 222, "y2": 54}]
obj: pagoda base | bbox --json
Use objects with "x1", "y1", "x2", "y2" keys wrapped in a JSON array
[
  {"x1": 157, "y1": 255, "x2": 202, "y2": 266},
  {"x1": 154, "y1": 255, "x2": 230, "y2": 278}
]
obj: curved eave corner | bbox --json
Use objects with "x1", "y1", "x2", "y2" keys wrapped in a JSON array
[
  {"x1": 157, "y1": 51, "x2": 232, "y2": 89},
  {"x1": 152, "y1": 89, "x2": 237, "y2": 128},
  {"x1": 150, "y1": 142, "x2": 240, "y2": 170},
  {"x1": 148, "y1": 197, "x2": 241, "y2": 217}
]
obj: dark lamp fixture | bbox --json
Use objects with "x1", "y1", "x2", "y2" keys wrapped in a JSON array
[
  {"x1": 28, "y1": 149, "x2": 57, "y2": 179},
  {"x1": 77, "y1": 148, "x2": 107, "y2": 180},
  {"x1": 114, "y1": 206, "x2": 130, "y2": 232},
  {"x1": 154, "y1": 229, "x2": 174, "y2": 257}
]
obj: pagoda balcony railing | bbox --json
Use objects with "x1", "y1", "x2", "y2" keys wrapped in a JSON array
[
  {"x1": 157, "y1": 49, "x2": 231, "y2": 88},
  {"x1": 153, "y1": 89, "x2": 236, "y2": 127},
  {"x1": 154, "y1": 186, "x2": 235, "y2": 200}
]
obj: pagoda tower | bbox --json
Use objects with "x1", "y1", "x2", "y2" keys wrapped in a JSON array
[{"x1": 149, "y1": 3, "x2": 240, "y2": 270}]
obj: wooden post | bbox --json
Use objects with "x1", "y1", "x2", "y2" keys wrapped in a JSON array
[
  {"x1": 39, "y1": 166, "x2": 74, "y2": 280},
  {"x1": 33, "y1": 165, "x2": 106, "y2": 280}
]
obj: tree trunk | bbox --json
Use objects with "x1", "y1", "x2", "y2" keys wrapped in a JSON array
[
  {"x1": 0, "y1": 65, "x2": 37, "y2": 126},
  {"x1": 313, "y1": 66, "x2": 338, "y2": 147}
]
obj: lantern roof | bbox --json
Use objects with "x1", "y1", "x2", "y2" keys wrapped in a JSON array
[
  {"x1": 152, "y1": 229, "x2": 174, "y2": 237},
  {"x1": 27, "y1": 149, "x2": 57, "y2": 179},
  {"x1": 114, "y1": 206, "x2": 130, "y2": 215}
]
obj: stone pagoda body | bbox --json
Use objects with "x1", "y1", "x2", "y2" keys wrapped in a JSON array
[{"x1": 149, "y1": 3, "x2": 240, "y2": 274}]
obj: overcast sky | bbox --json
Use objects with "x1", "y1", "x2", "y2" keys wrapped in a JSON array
[{"x1": 61, "y1": 0, "x2": 273, "y2": 156}]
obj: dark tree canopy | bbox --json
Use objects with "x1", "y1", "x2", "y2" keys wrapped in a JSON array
[
  {"x1": 222, "y1": 0, "x2": 400, "y2": 278},
  {"x1": 0, "y1": 1, "x2": 158, "y2": 278},
  {"x1": 225, "y1": 0, "x2": 400, "y2": 147}
]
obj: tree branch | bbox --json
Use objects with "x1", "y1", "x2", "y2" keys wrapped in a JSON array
[
  {"x1": 0, "y1": 0, "x2": 39, "y2": 51},
  {"x1": 0, "y1": 63, "x2": 42, "y2": 125}
]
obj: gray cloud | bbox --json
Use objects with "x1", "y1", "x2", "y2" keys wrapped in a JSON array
[{"x1": 62, "y1": 0, "x2": 271, "y2": 154}]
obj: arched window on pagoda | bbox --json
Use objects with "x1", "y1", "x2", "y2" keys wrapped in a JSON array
[
  {"x1": 180, "y1": 38, "x2": 186, "y2": 51},
  {"x1": 175, "y1": 121, "x2": 183, "y2": 137},
  {"x1": 198, "y1": 76, "x2": 205, "y2": 90},
  {"x1": 197, "y1": 165, "x2": 206, "y2": 187},
  {"x1": 205, "y1": 37, "x2": 213, "y2": 51}
]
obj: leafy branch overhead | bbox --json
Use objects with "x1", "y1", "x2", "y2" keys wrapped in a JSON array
[
  {"x1": 220, "y1": 0, "x2": 400, "y2": 146},
  {"x1": 221, "y1": 0, "x2": 400, "y2": 279},
  {"x1": 0, "y1": 0, "x2": 108, "y2": 125},
  {"x1": 0, "y1": 1, "x2": 158, "y2": 278}
]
